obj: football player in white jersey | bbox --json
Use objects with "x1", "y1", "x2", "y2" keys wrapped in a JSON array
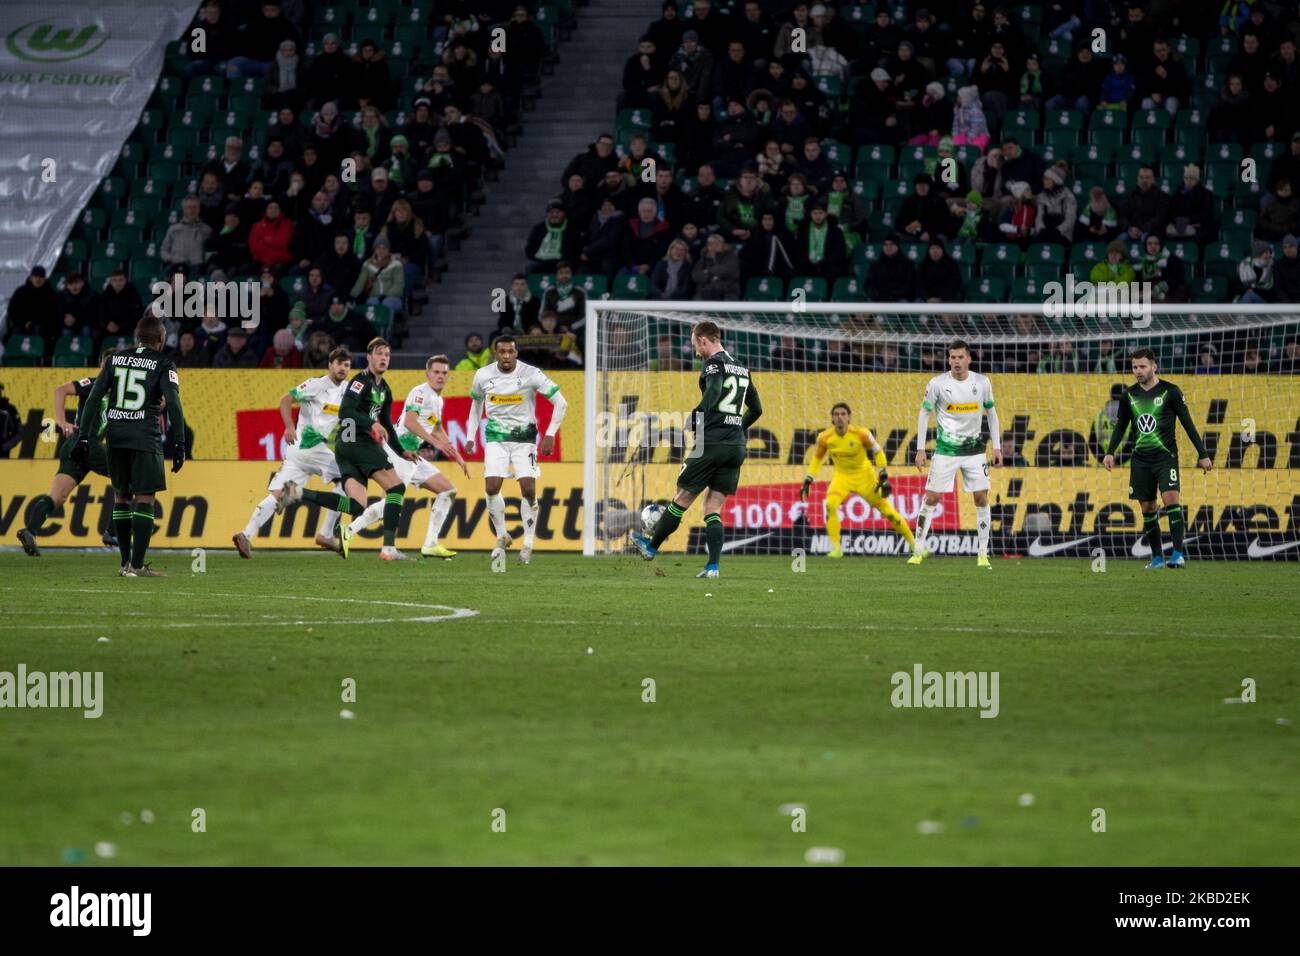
[
  {"x1": 910, "y1": 339, "x2": 1003, "y2": 569},
  {"x1": 342, "y1": 354, "x2": 469, "y2": 558},
  {"x1": 232, "y1": 346, "x2": 352, "y2": 558},
  {"x1": 464, "y1": 335, "x2": 569, "y2": 564}
]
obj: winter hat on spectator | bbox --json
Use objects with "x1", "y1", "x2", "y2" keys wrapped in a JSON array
[
  {"x1": 883, "y1": 232, "x2": 901, "y2": 244},
  {"x1": 1045, "y1": 166, "x2": 1065, "y2": 186},
  {"x1": 416, "y1": 169, "x2": 435, "y2": 183},
  {"x1": 433, "y1": 127, "x2": 451, "y2": 147},
  {"x1": 1284, "y1": 234, "x2": 1300, "y2": 247},
  {"x1": 227, "y1": 326, "x2": 248, "y2": 340},
  {"x1": 546, "y1": 198, "x2": 565, "y2": 211},
  {"x1": 390, "y1": 134, "x2": 409, "y2": 148},
  {"x1": 414, "y1": 97, "x2": 432, "y2": 110},
  {"x1": 322, "y1": 33, "x2": 339, "y2": 46},
  {"x1": 810, "y1": 4, "x2": 827, "y2": 16},
  {"x1": 926, "y1": 82, "x2": 945, "y2": 100},
  {"x1": 372, "y1": 235, "x2": 391, "y2": 250},
  {"x1": 30, "y1": 265, "x2": 46, "y2": 278},
  {"x1": 1007, "y1": 180, "x2": 1031, "y2": 200},
  {"x1": 965, "y1": 189, "x2": 983, "y2": 205},
  {"x1": 914, "y1": 172, "x2": 933, "y2": 186},
  {"x1": 683, "y1": 29, "x2": 699, "y2": 43},
  {"x1": 870, "y1": 68, "x2": 890, "y2": 82},
  {"x1": 1252, "y1": 239, "x2": 1272, "y2": 256},
  {"x1": 938, "y1": 135, "x2": 954, "y2": 153},
  {"x1": 1107, "y1": 239, "x2": 1128, "y2": 257},
  {"x1": 289, "y1": 301, "x2": 306, "y2": 321}
]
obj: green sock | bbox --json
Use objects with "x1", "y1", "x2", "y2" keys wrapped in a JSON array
[
  {"x1": 112, "y1": 507, "x2": 133, "y2": 566},
  {"x1": 1143, "y1": 511, "x2": 1162, "y2": 559},
  {"x1": 1164, "y1": 505, "x2": 1184, "y2": 551},
  {"x1": 130, "y1": 509, "x2": 155, "y2": 569},
  {"x1": 25, "y1": 494, "x2": 55, "y2": 533},
  {"x1": 301, "y1": 489, "x2": 356, "y2": 514},
  {"x1": 704, "y1": 512, "x2": 724, "y2": 565},
  {"x1": 650, "y1": 502, "x2": 684, "y2": 549},
  {"x1": 383, "y1": 487, "x2": 404, "y2": 547}
]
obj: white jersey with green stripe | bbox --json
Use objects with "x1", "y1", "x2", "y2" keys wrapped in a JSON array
[
  {"x1": 395, "y1": 382, "x2": 444, "y2": 451},
  {"x1": 469, "y1": 360, "x2": 560, "y2": 444},
  {"x1": 922, "y1": 371, "x2": 995, "y2": 457},
  {"x1": 290, "y1": 375, "x2": 346, "y2": 449}
]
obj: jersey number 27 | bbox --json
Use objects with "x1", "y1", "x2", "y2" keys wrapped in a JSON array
[{"x1": 718, "y1": 375, "x2": 749, "y2": 414}]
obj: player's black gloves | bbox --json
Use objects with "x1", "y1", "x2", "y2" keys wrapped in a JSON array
[
  {"x1": 877, "y1": 468, "x2": 891, "y2": 497},
  {"x1": 69, "y1": 437, "x2": 89, "y2": 466},
  {"x1": 171, "y1": 444, "x2": 186, "y2": 473},
  {"x1": 800, "y1": 475, "x2": 813, "y2": 502}
]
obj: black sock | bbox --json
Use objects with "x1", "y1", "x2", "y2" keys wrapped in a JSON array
[
  {"x1": 383, "y1": 485, "x2": 405, "y2": 547},
  {"x1": 302, "y1": 489, "x2": 355, "y2": 514},
  {"x1": 1164, "y1": 505, "x2": 1184, "y2": 552},
  {"x1": 25, "y1": 494, "x2": 55, "y2": 533},
  {"x1": 1143, "y1": 511, "x2": 1162, "y2": 559},
  {"x1": 113, "y1": 506, "x2": 132, "y2": 566},
  {"x1": 130, "y1": 509, "x2": 155, "y2": 569},
  {"x1": 650, "y1": 502, "x2": 684, "y2": 549},
  {"x1": 704, "y1": 512, "x2": 724, "y2": 565}
]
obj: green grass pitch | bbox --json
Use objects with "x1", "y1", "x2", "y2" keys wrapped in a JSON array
[{"x1": 1, "y1": 549, "x2": 1297, "y2": 866}]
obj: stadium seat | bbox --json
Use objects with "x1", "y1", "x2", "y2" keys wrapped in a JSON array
[
  {"x1": 900, "y1": 242, "x2": 926, "y2": 264},
  {"x1": 967, "y1": 276, "x2": 1007, "y2": 303},
  {"x1": 831, "y1": 276, "x2": 863, "y2": 302},
  {"x1": 611, "y1": 274, "x2": 648, "y2": 298},
  {"x1": 788, "y1": 276, "x2": 828, "y2": 302},
  {"x1": 526, "y1": 274, "x2": 555, "y2": 298},
  {"x1": 822, "y1": 141, "x2": 851, "y2": 167},
  {"x1": 3, "y1": 334, "x2": 46, "y2": 366},
  {"x1": 1025, "y1": 261, "x2": 1062, "y2": 283},
  {"x1": 577, "y1": 274, "x2": 608, "y2": 297},
  {"x1": 980, "y1": 242, "x2": 1021, "y2": 278},
  {"x1": 1204, "y1": 161, "x2": 1237, "y2": 198},
  {"x1": 1046, "y1": 109, "x2": 1085, "y2": 133},
  {"x1": 1189, "y1": 275, "x2": 1228, "y2": 303},
  {"x1": 1010, "y1": 277, "x2": 1045, "y2": 300},
  {"x1": 745, "y1": 276, "x2": 784, "y2": 300},
  {"x1": 1004, "y1": 109, "x2": 1041, "y2": 136},
  {"x1": 1024, "y1": 245, "x2": 1067, "y2": 270},
  {"x1": 280, "y1": 275, "x2": 308, "y2": 298},
  {"x1": 53, "y1": 335, "x2": 95, "y2": 368},
  {"x1": 360, "y1": 303, "x2": 393, "y2": 331},
  {"x1": 1043, "y1": 128, "x2": 1079, "y2": 152},
  {"x1": 1206, "y1": 143, "x2": 1243, "y2": 165}
]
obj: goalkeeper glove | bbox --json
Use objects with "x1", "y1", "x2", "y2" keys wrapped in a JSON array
[
  {"x1": 800, "y1": 475, "x2": 813, "y2": 502},
  {"x1": 877, "y1": 468, "x2": 891, "y2": 497},
  {"x1": 171, "y1": 444, "x2": 186, "y2": 474},
  {"x1": 69, "y1": 437, "x2": 89, "y2": 466}
]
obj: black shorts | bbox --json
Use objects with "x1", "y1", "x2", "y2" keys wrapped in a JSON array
[
  {"x1": 1129, "y1": 453, "x2": 1180, "y2": 501},
  {"x1": 676, "y1": 442, "x2": 746, "y2": 495},
  {"x1": 107, "y1": 446, "x2": 166, "y2": 496},
  {"x1": 56, "y1": 433, "x2": 109, "y2": 484},
  {"x1": 335, "y1": 438, "x2": 392, "y2": 487}
]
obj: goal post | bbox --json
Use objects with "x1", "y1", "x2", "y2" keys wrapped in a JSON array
[{"x1": 583, "y1": 300, "x2": 1300, "y2": 561}]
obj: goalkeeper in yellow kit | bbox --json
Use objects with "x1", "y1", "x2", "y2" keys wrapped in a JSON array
[{"x1": 800, "y1": 403, "x2": 916, "y2": 558}]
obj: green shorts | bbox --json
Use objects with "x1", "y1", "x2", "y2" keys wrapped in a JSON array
[
  {"x1": 1129, "y1": 453, "x2": 1180, "y2": 502},
  {"x1": 334, "y1": 438, "x2": 392, "y2": 488},
  {"x1": 676, "y1": 442, "x2": 747, "y2": 495},
  {"x1": 107, "y1": 446, "x2": 166, "y2": 496},
  {"x1": 56, "y1": 433, "x2": 109, "y2": 484}
]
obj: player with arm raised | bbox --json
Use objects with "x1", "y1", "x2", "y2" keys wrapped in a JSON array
[
  {"x1": 1103, "y1": 346, "x2": 1212, "y2": 569},
  {"x1": 232, "y1": 346, "x2": 352, "y2": 558},
  {"x1": 18, "y1": 350, "x2": 115, "y2": 557},
  {"x1": 342, "y1": 353, "x2": 470, "y2": 558},
  {"x1": 73, "y1": 316, "x2": 187, "y2": 577},
  {"x1": 909, "y1": 339, "x2": 1002, "y2": 569},
  {"x1": 464, "y1": 335, "x2": 568, "y2": 565},
  {"x1": 289, "y1": 337, "x2": 418, "y2": 559},
  {"x1": 800, "y1": 402, "x2": 916, "y2": 558},
  {"x1": 632, "y1": 320, "x2": 762, "y2": 578}
]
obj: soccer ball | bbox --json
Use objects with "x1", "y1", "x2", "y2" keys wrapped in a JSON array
[{"x1": 640, "y1": 503, "x2": 665, "y2": 534}]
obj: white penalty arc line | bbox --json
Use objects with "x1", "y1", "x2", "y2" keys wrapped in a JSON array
[{"x1": 0, "y1": 587, "x2": 478, "y2": 630}]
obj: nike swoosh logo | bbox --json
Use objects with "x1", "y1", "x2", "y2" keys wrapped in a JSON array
[
  {"x1": 1132, "y1": 535, "x2": 1199, "y2": 558},
  {"x1": 722, "y1": 531, "x2": 772, "y2": 552},
  {"x1": 1247, "y1": 538, "x2": 1300, "y2": 558},
  {"x1": 1027, "y1": 536, "x2": 1094, "y2": 556}
]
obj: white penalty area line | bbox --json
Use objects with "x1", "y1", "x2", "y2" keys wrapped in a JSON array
[{"x1": 0, "y1": 587, "x2": 478, "y2": 630}]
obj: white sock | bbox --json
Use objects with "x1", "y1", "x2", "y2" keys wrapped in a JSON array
[
  {"x1": 425, "y1": 491, "x2": 454, "y2": 548},
  {"x1": 976, "y1": 505, "x2": 991, "y2": 556},
  {"x1": 317, "y1": 509, "x2": 340, "y2": 537},
  {"x1": 349, "y1": 500, "x2": 384, "y2": 534},
  {"x1": 243, "y1": 495, "x2": 279, "y2": 538},
  {"x1": 915, "y1": 502, "x2": 935, "y2": 551},
  {"x1": 487, "y1": 493, "x2": 507, "y2": 540},
  {"x1": 521, "y1": 498, "x2": 537, "y2": 547}
]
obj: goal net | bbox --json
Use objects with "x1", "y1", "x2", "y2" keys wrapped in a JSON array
[{"x1": 583, "y1": 301, "x2": 1300, "y2": 561}]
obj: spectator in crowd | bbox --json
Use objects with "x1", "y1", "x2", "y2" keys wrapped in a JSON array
[
  {"x1": 290, "y1": 191, "x2": 339, "y2": 273},
  {"x1": 304, "y1": 33, "x2": 353, "y2": 110},
  {"x1": 797, "y1": 199, "x2": 846, "y2": 278},
  {"x1": 196, "y1": 172, "x2": 227, "y2": 230},
  {"x1": 1274, "y1": 336, "x2": 1300, "y2": 372},
  {"x1": 712, "y1": 96, "x2": 763, "y2": 175},
  {"x1": 1092, "y1": 339, "x2": 1120, "y2": 374},
  {"x1": 951, "y1": 85, "x2": 990, "y2": 152},
  {"x1": 581, "y1": 197, "x2": 627, "y2": 283},
  {"x1": 917, "y1": 239, "x2": 965, "y2": 301},
  {"x1": 998, "y1": 180, "x2": 1037, "y2": 241},
  {"x1": 1164, "y1": 164, "x2": 1217, "y2": 242},
  {"x1": 909, "y1": 82, "x2": 952, "y2": 147},
  {"x1": 312, "y1": 296, "x2": 373, "y2": 352},
  {"x1": 1141, "y1": 38, "x2": 1188, "y2": 117},
  {"x1": 625, "y1": 197, "x2": 673, "y2": 276},
  {"x1": 302, "y1": 330, "x2": 335, "y2": 369},
  {"x1": 623, "y1": 36, "x2": 665, "y2": 110},
  {"x1": 99, "y1": 269, "x2": 142, "y2": 344},
  {"x1": 1122, "y1": 166, "x2": 1170, "y2": 239},
  {"x1": 647, "y1": 1, "x2": 685, "y2": 59},
  {"x1": 161, "y1": 196, "x2": 212, "y2": 276},
  {"x1": 1018, "y1": 53, "x2": 1051, "y2": 111},
  {"x1": 768, "y1": 334, "x2": 811, "y2": 370},
  {"x1": 212, "y1": 326, "x2": 258, "y2": 368},
  {"x1": 976, "y1": 41, "x2": 1016, "y2": 123},
  {"x1": 718, "y1": 166, "x2": 775, "y2": 245},
  {"x1": 285, "y1": 303, "x2": 313, "y2": 349},
  {"x1": 379, "y1": 198, "x2": 428, "y2": 291},
  {"x1": 455, "y1": 332, "x2": 494, "y2": 373},
  {"x1": 169, "y1": 330, "x2": 207, "y2": 368},
  {"x1": 542, "y1": 261, "x2": 588, "y2": 328},
  {"x1": 653, "y1": 70, "x2": 697, "y2": 151},
  {"x1": 353, "y1": 38, "x2": 395, "y2": 111},
  {"x1": 680, "y1": 101, "x2": 717, "y2": 173},
  {"x1": 650, "y1": 332, "x2": 689, "y2": 370},
  {"x1": 203, "y1": 137, "x2": 251, "y2": 203},
  {"x1": 757, "y1": 138, "x2": 793, "y2": 193},
  {"x1": 650, "y1": 238, "x2": 695, "y2": 299},
  {"x1": 506, "y1": 5, "x2": 547, "y2": 85},
  {"x1": 1195, "y1": 343, "x2": 1221, "y2": 374},
  {"x1": 1235, "y1": 239, "x2": 1276, "y2": 302},
  {"x1": 186, "y1": 0, "x2": 232, "y2": 78},
  {"x1": 499, "y1": 274, "x2": 540, "y2": 333},
  {"x1": 743, "y1": 210, "x2": 797, "y2": 282},
  {"x1": 781, "y1": 172, "x2": 813, "y2": 235},
  {"x1": 1138, "y1": 234, "x2": 1187, "y2": 303},
  {"x1": 316, "y1": 232, "x2": 361, "y2": 296},
  {"x1": 226, "y1": 1, "x2": 301, "y2": 79},
  {"x1": 1274, "y1": 234, "x2": 1300, "y2": 301},
  {"x1": 1075, "y1": 186, "x2": 1121, "y2": 242},
  {"x1": 57, "y1": 273, "x2": 99, "y2": 339},
  {"x1": 1034, "y1": 165, "x2": 1077, "y2": 244},
  {"x1": 1257, "y1": 178, "x2": 1299, "y2": 241},
  {"x1": 248, "y1": 199, "x2": 294, "y2": 274},
  {"x1": 562, "y1": 134, "x2": 620, "y2": 191},
  {"x1": 824, "y1": 170, "x2": 866, "y2": 239},
  {"x1": 265, "y1": 39, "x2": 304, "y2": 110},
  {"x1": 1252, "y1": 71, "x2": 1293, "y2": 144},
  {"x1": 1209, "y1": 74, "x2": 1251, "y2": 143},
  {"x1": 866, "y1": 234, "x2": 917, "y2": 301},
  {"x1": 1236, "y1": 344, "x2": 1266, "y2": 373},
  {"x1": 691, "y1": 232, "x2": 740, "y2": 300},
  {"x1": 899, "y1": 172, "x2": 957, "y2": 243},
  {"x1": 1037, "y1": 339, "x2": 1081, "y2": 373},
  {"x1": 351, "y1": 236, "x2": 404, "y2": 314},
  {"x1": 1091, "y1": 239, "x2": 1136, "y2": 285},
  {"x1": 259, "y1": 326, "x2": 304, "y2": 369},
  {"x1": 208, "y1": 207, "x2": 249, "y2": 277},
  {"x1": 526, "y1": 201, "x2": 581, "y2": 274},
  {"x1": 298, "y1": 269, "x2": 332, "y2": 321},
  {"x1": 1099, "y1": 53, "x2": 1136, "y2": 110}
]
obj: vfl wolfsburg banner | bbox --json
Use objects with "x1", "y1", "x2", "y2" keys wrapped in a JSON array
[{"x1": 0, "y1": 3, "x2": 198, "y2": 330}]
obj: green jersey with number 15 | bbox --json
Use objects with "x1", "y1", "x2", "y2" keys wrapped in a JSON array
[{"x1": 79, "y1": 345, "x2": 183, "y2": 452}]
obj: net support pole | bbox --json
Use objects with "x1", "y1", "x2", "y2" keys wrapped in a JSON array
[{"x1": 582, "y1": 296, "x2": 598, "y2": 556}]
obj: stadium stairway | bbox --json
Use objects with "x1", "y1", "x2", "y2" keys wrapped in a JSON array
[{"x1": 401, "y1": 0, "x2": 653, "y2": 364}]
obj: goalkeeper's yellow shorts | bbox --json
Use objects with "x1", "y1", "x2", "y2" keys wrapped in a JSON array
[{"x1": 825, "y1": 471, "x2": 883, "y2": 505}]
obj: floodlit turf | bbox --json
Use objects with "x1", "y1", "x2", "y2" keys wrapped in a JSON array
[{"x1": 0, "y1": 548, "x2": 1297, "y2": 866}]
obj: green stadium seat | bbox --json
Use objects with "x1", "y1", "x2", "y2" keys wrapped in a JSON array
[
  {"x1": 981, "y1": 242, "x2": 1021, "y2": 274},
  {"x1": 851, "y1": 179, "x2": 882, "y2": 205},
  {"x1": 1189, "y1": 275, "x2": 1228, "y2": 303},
  {"x1": 280, "y1": 275, "x2": 308, "y2": 298},
  {"x1": 898, "y1": 159, "x2": 927, "y2": 183},
  {"x1": 1004, "y1": 109, "x2": 1041, "y2": 135},
  {"x1": 814, "y1": 75, "x2": 843, "y2": 98},
  {"x1": 1204, "y1": 161, "x2": 1237, "y2": 198},
  {"x1": 53, "y1": 335, "x2": 95, "y2": 368},
  {"x1": 856, "y1": 143, "x2": 896, "y2": 171},
  {"x1": 1010, "y1": 277, "x2": 1046, "y2": 300},
  {"x1": 1116, "y1": 161, "x2": 1148, "y2": 183},
  {"x1": 617, "y1": 107, "x2": 652, "y2": 133},
  {"x1": 651, "y1": 141, "x2": 676, "y2": 164},
  {"x1": 900, "y1": 242, "x2": 926, "y2": 265},
  {"x1": 788, "y1": 276, "x2": 828, "y2": 302},
  {"x1": 1170, "y1": 36, "x2": 1200, "y2": 64},
  {"x1": 822, "y1": 141, "x2": 851, "y2": 167},
  {"x1": 1133, "y1": 108, "x2": 1171, "y2": 131},
  {"x1": 1130, "y1": 127, "x2": 1166, "y2": 152},
  {"x1": 62, "y1": 239, "x2": 88, "y2": 264},
  {"x1": 360, "y1": 303, "x2": 394, "y2": 330},
  {"x1": 2, "y1": 334, "x2": 46, "y2": 367},
  {"x1": 1206, "y1": 142, "x2": 1243, "y2": 164},
  {"x1": 129, "y1": 258, "x2": 163, "y2": 282},
  {"x1": 1073, "y1": 160, "x2": 1107, "y2": 183},
  {"x1": 184, "y1": 93, "x2": 220, "y2": 117},
  {"x1": 967, "y1": 276, "x2": 1007, "y2": 303},
  {"x1": 1160, "y1": 142, "x2": 1202, "y2": 173},
  {"x1": 899, "y1": 144, "x2": 938, "y2": 164},
  {"x1": 1225, "y1": 208, "x2": 1258, "y2": 233},
  {"x1": 526, "y1": 274, "x2": 555, "y2": 299},
  {"x1": 146, "y1": 161, "x2": 183, "y2": 185},
  {"x1": 1043, "y1": 128, "x2": 1079, "y2": 152},
  {"x1": 866, "y1": 209, "x2": 897, "y2": 238},
  {"x1": 109, "y1": 225, "x2": 145, "y2": 249},
  {"x1": 831, "y1": 276, "x2": 863, "y2": 302},
  {"x1": 125, "y1": 198, "x2": 164, "y2": 219},
  {"x1": 613, "y1": 274, "x2": 649, "y2": 299},
  {"x1": 1025, "y1": 261, "x2": 1062, "y2": 283},
  {"x1": 88, "y1": 258, "x2": 122, "y2": 285},
  {"x1": 1165, "y1": 240, "x2": 1200, "y2": 266},
  {"x1": 1046, "y1": 109, "x2": 1085, "y2": 132},
  {"x1": 576, "y1": 274, "x2": 608, "y2": 297},
  {"x1": 1220, "y1": 226, "x2": 1254, "y2": 252},
  {"x1": 745, "y1": 276, "x2": 784, "y2": 300}
]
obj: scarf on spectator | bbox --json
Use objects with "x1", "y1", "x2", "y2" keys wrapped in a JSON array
[
  {"x1": 352, "y1": 225, "x2": 367, "y2": 258},
  {"x1": 959, "y1": 193, "x2": 983, "y2": 238},
  {"x1": 427, "y1": 150, "x2": 453, "y2": 169},
  {"x1": 807, "y1": 222, "x2": 827, "y2": 263},
  {"x1": 276, "y1": 50, "x2": 298, "y2": 91},
  {"x1": 364, "y1": 124, "x2": 381, "y2": 158},
  {"x1": 736, "y1": 201, "x2": 756, "y2": 226},
  {"x1": 311, "y1": 207, "x2": 334, "y2": 226},
  {"x1": 1140, "y1": 245, "x2": 1169, "y2": 279},
  {"x1": 784, "y1": 195, "x2": 806, "y2": 233},
  {"x1": 827, "y1": 190, "x2": 846, "y2": 218},
  {"x1": 1019, "y1": 70, "x2": 1042, "y2": 95},
  {"x1": 554, "y1": 280, "x2": 574, "y2": 297},
  {"x1": 537, "y1": 221, "x2": 566, "y2": 260},
  {"x1": 665, "y1": 258, "x2": 687, "y2": 291}
]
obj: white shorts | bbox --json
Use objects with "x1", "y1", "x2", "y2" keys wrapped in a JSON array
[
  {"x1": 925, "y1": 453, "x2": 990, "y2": 494},
  {"x1": 268, "y1": 442, "x2": 340, "y2": 491},
  {"x1": 384, "y1": 444, "x2": 440, "y2": 486},
  {"x1": 483, "y1": 440, "x2": 539, "y2": 479}
]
